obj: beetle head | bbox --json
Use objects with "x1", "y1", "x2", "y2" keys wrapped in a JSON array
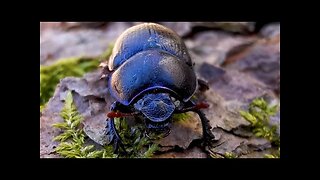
[{"x1": 134, "y1": 93, "x2": 175, "y2": 135}]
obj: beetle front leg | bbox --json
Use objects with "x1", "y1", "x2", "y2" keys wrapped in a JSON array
[
  {"x1": 105, "y1": 118, "x2": 126, "y2": 154},
  {"x1": 176, "y1": 101, "x2": 215, "y2": 146},
  {"x1": 193, "y1": 109, "x2": 215, "y2": 145},
  {"x1": 105, "y1": 101, "x2": 132, "y2": 154}
]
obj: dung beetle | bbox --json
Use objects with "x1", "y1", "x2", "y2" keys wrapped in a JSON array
[{"x1": 101, "y1": 23, "x2": 215, "y2": 153}]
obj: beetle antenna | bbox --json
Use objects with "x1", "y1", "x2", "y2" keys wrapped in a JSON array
[
  {"x1": 195, "y1": 102, "x2": 210, "y2": 109},
  {"x1": 176, "y1": 102, "x2": 210, "y2": 113},
  {"x1": 107, "y1": 111, "x2": 138, "y2": 118}
]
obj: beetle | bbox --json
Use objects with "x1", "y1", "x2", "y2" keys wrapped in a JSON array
[{"x1": 100, "y1": 23, "x2": 215, "y2": 153}]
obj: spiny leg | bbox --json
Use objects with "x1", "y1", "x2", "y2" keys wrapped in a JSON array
[
  {"x1": 190, "y1": 79, "x2": 212, "y2": 140},
  {"x1": 105, "y1": 118, "x2": 126, "y2": 154},
  {"x1": 193, "y1": 109, "x2": 215, "y2": 144},
  {"x1": 176, "y1": 100, "x2": 215, "y2": 145},
  {"x1": 105, "y1": 101, "x2": 133, "y2": 154}
]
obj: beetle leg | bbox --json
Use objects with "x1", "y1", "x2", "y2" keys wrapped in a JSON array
[
  {"x1": 176, "y1": 101, "x2": 215, "y2": 146},
  {"x1": 105, "y1": 118, "x2": 127, "y2": 154},
  {"x1": 105, "y1": 101, "x2": 132, "y2": 154},
  {"x1": 175, "y1": 101, "x2": 210, "y2": 113},
  {"x1": 197, "y1": 79, "x2": 209, "y2": 92},
  {"x1": 193, "y1": 109, "x2": 215, "y2": 145}
]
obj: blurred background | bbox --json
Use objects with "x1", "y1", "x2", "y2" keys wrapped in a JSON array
[
  {"x1": 40, "y1": 22, "x2": 280, "y2": 62},
  {"x1": 40, "y1": 22, "x2": 280, "y2": 102},
  {"x1": 40, "y1": 22, "x2": 279, "y2": 65}
]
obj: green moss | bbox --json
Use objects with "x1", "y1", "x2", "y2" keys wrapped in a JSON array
[
  {"x1": 40, "y1": 44, "x2": 114, "y2": 106},
  {"x1": 40, "y1": 105, "x2": 45, "y2": 112},
  {"x1": 224, "y1": 152, "x2": 237, "y2": 158},
  {"x1": 52, "y1": 91, "x2": 107, "y2": 158},
  {"x1": 172, "y1": 113, "x2": 191, "y2": 122},
  {"x1": 240, "y1": 97, "x2": 280, "y2": 158},
  {"x1": 40, "y1": 57, "x2": 100, "y2": 106},
  {"x1": 113, "y1": 118, "x2": 160, "y2": 158},
  {"x1": 265, "y1": 147, "x2": 280, "y2": 158},
  {"x1": 52, "y1": 91, "x2": 159, "y2": 158},
  {"x1": 209, "y1": 152, "x2": 237, "y2": 158},
  {"x1": 240, "y1": 98, "x2": 280, "y2": 146}
]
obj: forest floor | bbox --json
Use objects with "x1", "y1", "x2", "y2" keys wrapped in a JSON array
[{"x1": 40, "y1": 22, "x2": 280, "y2": 158}]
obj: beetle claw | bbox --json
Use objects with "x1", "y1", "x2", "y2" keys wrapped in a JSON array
[
  {"x1": 105, "y1": 117, "x2": 128, "y2": 155},
  {"x1": 191, "y1": 108, "x2": 217, "y2": 149},
  {"x1": 202, "y1": 132, "x2": 216, "y2": 147},
  {"x1": 113, "y1": 137, "x2": 127, "y2": 155}
]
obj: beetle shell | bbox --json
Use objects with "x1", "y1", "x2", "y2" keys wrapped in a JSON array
[
  {"x1": 109, "y1": 49, "x2": 197, "y2": 105},
  {"x1": 108, "y1": 23, "x2": 197, "y2": 105},
  {"x1": 108, "y1": 23, "x2": 192, "y2": 71}
]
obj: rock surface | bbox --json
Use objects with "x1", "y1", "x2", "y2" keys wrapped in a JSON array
[
  {"x1": 191, "y1": 22, "x2": 256, "y2": 34},
  {"x1": 153, "y1": 147, "x2": 208, "y2": 158},
  {"x1": 40, "y1": 22, "x2": 280, "y2": 158},
  {"x1": 223, "y1": 35, "x2": 280, "y2": 96},
  {"x1": 259, "y1": 23, "x2": 280, "y2": 38},
  {"x1": 40, "y1": 22, "x2": 134, "y2": 65},
  {"x1": 185, "y1": 31, "x2": 257, "y2": 67}
]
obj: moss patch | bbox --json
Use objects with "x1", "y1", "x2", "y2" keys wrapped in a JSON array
[
  {"x1": 40, "y1": 57, "x2": 100, "y2": 106},
  {"x1": 172, "y1": 113, "x2": 192, "y2": 122},
  {"x1": 40, "y1": 44, "x2": 113, "y2": 106},
  {"x1": 52, "y1": 91, "x2": 159, "y2": 158},
  {"x1": 240, "y1": 97, "x2": 280, "y2": 158}
]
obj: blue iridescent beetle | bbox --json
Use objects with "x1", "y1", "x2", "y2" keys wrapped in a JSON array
[{"x1": 101, "y1": 23, "x2": 215, "y2": 153}]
